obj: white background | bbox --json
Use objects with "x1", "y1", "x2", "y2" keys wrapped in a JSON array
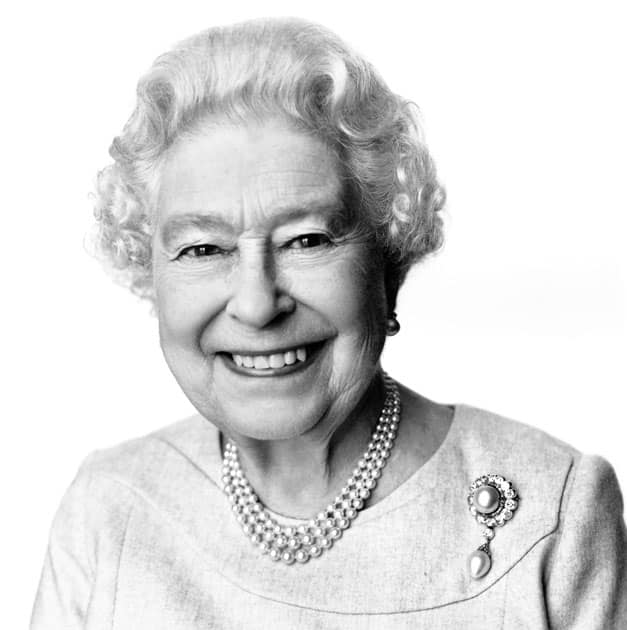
[{"x1": 2, "y1": 1, "x2": 625, "y2": 625}]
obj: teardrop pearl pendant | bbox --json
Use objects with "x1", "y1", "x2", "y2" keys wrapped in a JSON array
[
  {"x1": 468, "y1": 545, "x2": 492, "y2": 580},
  {"x1": 466, "y1": 474, "x2": 519, "y2": 579}
]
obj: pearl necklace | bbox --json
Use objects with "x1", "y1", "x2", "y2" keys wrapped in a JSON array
[{"x1": 221, "y1": 373, "x2": 401, "y2": 565}]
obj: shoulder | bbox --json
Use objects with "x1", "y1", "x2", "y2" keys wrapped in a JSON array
[
  {"x1": 34, "y1": 416, "x2": 225, "y2": 627},
  {"x1": 454, "y1": 405, "x2": 624, "y2": 519},
  {"x1": 82, "y1": 414, "x2": 220, "y2": 486},
  {"x1": 455, "y1": 403, "x2": 625, "y2": 516},
  {"x1": 454, "y1": 403, "x2": 579, "y2": 460},
  {"x1": 50, "y1": 414, "x2": 224, "y2": 556},
  {"x1": 449, "y1": 404, "x2": 592, "y2": 534},
  {"x1": 409, "y1": 404, "x2": 626, "y2": 617},
  {"x1": 449, "y1": 406, "x2": 625, "y2": 591},
  {"x1": 66, "y1": 414, "x2": 222, "y2": 525},
  {"x1": 450, "y1": 404, "x2": 580, "y2": 492}
]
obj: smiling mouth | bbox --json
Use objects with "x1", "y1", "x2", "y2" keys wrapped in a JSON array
[{"x1": 220, "y1": 341, "x2": 325, "y2": 374}]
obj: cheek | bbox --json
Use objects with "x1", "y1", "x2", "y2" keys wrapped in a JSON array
[
  {"x1": 287, "y1": 248, "x2": 387, "y2": 343},
  {"x1": 154, "y1": 269, "x2": 225, "y2": 347}
]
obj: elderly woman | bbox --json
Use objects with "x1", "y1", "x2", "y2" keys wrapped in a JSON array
[{"x1": 32, "y1": 18, "x2": 626, "y2": 629}]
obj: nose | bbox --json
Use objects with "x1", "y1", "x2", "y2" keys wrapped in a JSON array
[{"x1": 225, "y1": 241, "x2": 295, "y2": 328}]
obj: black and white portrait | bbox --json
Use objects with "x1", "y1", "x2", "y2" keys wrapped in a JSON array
[{"x1": 4, "y1": 3, "x2": 625, "y2": 628}]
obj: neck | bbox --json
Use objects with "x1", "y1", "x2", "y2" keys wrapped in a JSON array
[{"x1": 224, "y1": 373, "x2": 387, "y2": 519}]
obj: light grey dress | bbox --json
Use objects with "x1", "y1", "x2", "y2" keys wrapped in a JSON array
[{"x1": 31, "y1": 405, "x2": 627, "y2": 629}]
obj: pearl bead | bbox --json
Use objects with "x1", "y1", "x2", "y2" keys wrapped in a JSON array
[
  {"x1": 468, "y1": 549, "x2": 491, "y2": 579},
  {"x1": 328, "y1": 527, "x2": 341, "y2": 540},
  {"x1": 473, "y1": 485, "x2": 501, "y2": 514},
  {"x1": 223, "y1": 377, "x2": 400, "y2": 565},
  {"x1": 309, "y1": 545, "x2": 321, "y2": 557}
]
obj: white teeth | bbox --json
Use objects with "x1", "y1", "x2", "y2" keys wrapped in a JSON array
[
  {"x1": 231, "y1": 346, "x2": 310, "y2": 370},
  {"x1": 269, "y1": 354, "x2": 285, "y2": 368}
]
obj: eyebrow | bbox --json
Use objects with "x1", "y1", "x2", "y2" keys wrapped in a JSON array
[{"x1": 159, "y1": 200, "x2": 345, "y2": 250}]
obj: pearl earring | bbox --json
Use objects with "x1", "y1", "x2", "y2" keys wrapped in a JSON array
[{"x1": 386, "y1": 312, "x2": 400, "y2": 336}]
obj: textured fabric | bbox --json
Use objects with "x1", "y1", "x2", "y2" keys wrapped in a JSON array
[{"x1": 31, "y1": 405, "x2": 627, "y2": 629}]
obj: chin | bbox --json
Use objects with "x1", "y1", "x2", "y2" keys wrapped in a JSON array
[{"x1": 214, "y1": 394, "x2": 329, "y2": 441}]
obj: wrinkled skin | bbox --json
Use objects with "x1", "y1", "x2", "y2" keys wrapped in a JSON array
[{"x1": 152, "y1": 118, "x2": 394, "y2": 513}]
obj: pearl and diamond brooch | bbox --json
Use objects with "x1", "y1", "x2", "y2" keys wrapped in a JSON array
[{"x1": 467, "y1": 474, "x2": 520, "y2": 579}]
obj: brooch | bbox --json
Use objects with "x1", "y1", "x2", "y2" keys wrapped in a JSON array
[{"x1": 467, "y1": 474, "x2": 519, "y2": 579}]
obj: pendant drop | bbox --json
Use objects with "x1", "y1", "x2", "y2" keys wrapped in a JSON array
[
  {"x1": 468, "y1": 543, "x2": 492, "y2": 580},
  {"x1": 466, "y1": 474, "x2": 520, "y2": 580}
]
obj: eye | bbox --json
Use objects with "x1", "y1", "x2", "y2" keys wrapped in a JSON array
[
  {"x1": 177, "y1": 244, "x2": 223, "y2": 259},
  {"x1": 287, "y1": 233, "x2": 332, "y2": 250}
]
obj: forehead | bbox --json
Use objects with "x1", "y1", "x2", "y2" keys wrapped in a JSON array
[{"x1": 156, "y1": 119, "x2": 343, "y2": 233}]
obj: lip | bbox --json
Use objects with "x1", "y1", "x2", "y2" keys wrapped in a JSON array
[{"x1": 219, "y1": 340, "x2": 326, "y2": 377}]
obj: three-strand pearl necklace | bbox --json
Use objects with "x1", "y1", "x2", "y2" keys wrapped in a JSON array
[{"x1": 221, "y1": 374, "x2": 401, "y2": 565}]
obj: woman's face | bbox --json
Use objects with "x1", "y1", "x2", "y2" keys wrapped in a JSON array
[{"x1": 152, "y1": 118, "x2": 389, "y2": 441}]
